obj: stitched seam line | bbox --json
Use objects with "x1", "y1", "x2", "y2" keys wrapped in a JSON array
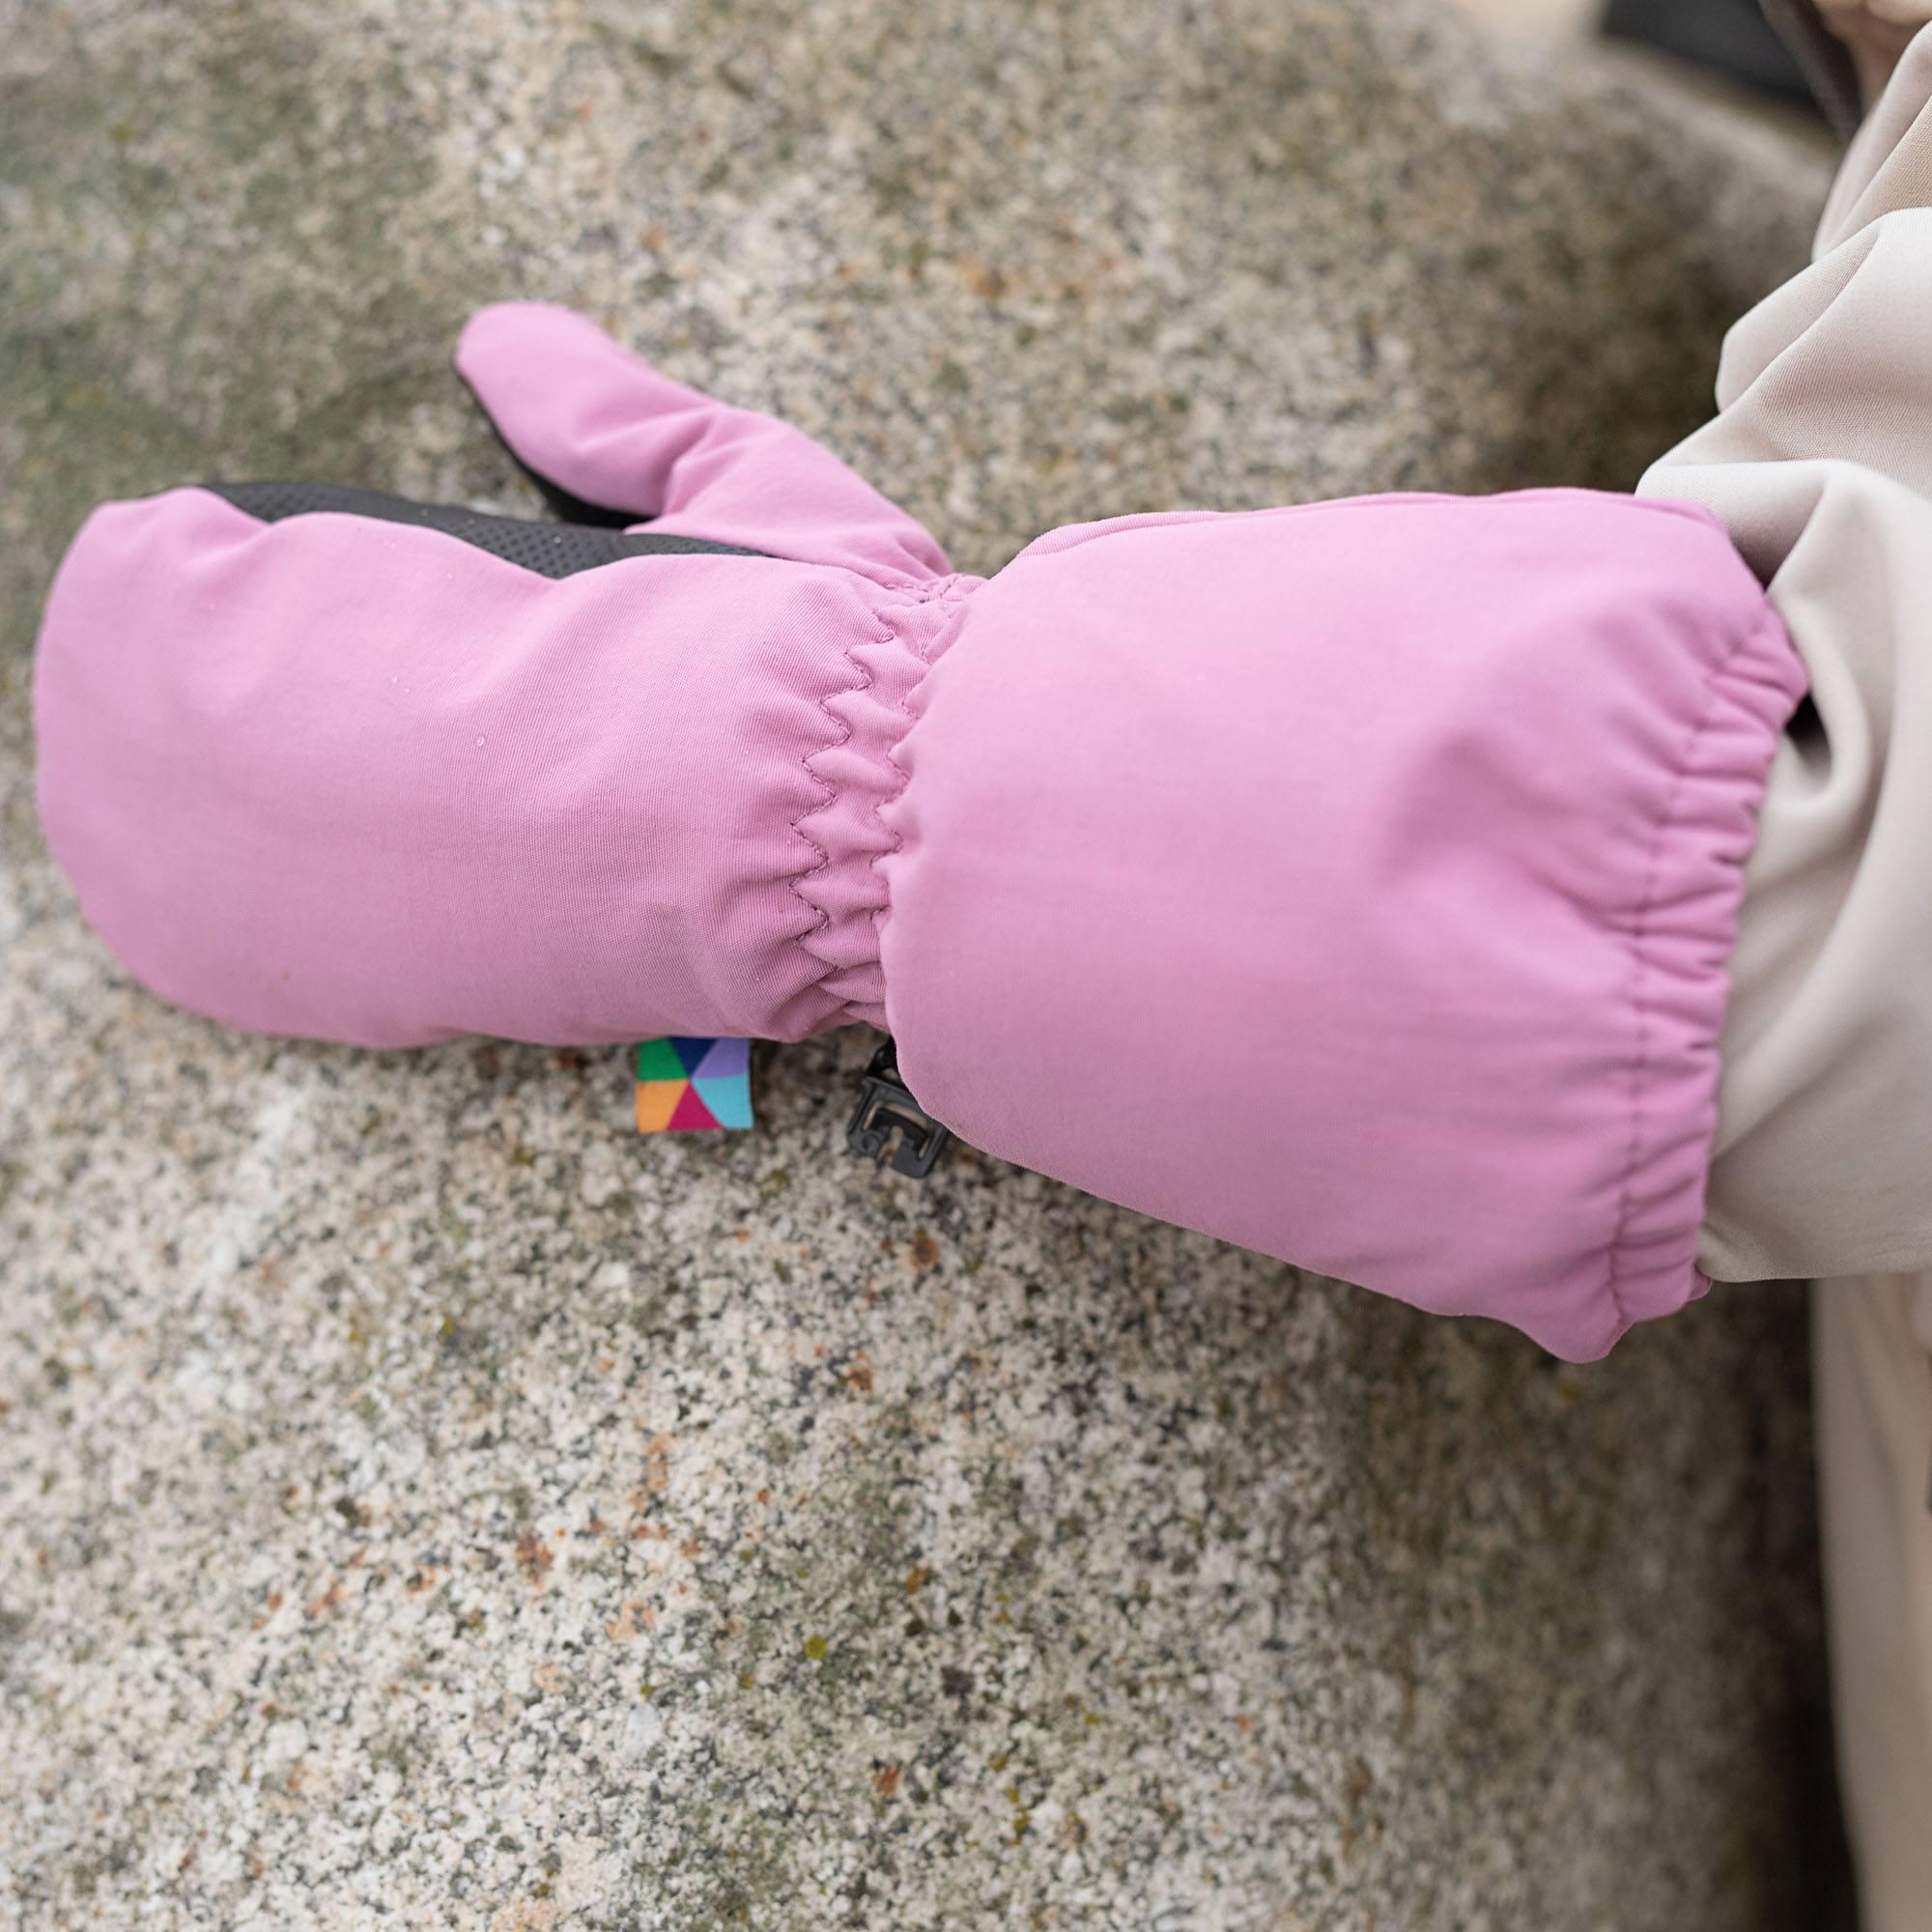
[
  {"x1": 785, "y1": 625, "x2": 893, "y2": 955},
  {"x1": 785, "y1": 575, "x2": 968, "y2": 1007},
  {"x1": 1605, "y1": 620, "x2": 1770, "y2": 1330}
]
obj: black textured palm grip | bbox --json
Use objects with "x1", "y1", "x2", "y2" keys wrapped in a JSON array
[{"x1": 207, "y1": 479, "x2": 773, "y2": 579}]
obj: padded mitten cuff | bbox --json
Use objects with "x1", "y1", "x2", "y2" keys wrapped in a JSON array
[{"x1": 878, "y1": 491, "x2": 1805, "y2": 1360}]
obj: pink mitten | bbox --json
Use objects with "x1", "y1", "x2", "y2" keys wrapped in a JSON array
[{"x1": 34, "y1": 304, "x2": 1805, "y2": 1358}]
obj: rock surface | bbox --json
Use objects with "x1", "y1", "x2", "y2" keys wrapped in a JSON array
[{"x1": 0, "y1": 2, "x2": 1838, "y2": 1927}]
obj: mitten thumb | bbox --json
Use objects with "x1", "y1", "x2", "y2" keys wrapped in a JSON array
[{"x1": 456, "y1": 302, "x2": 951, "y2": 586}]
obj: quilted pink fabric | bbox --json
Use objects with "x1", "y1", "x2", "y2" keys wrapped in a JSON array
[{"x1": 33, "y1": 303, "x2": 1806, "y2": 1358}]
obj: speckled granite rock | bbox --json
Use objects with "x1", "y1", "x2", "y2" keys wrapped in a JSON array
[{"x1": 0, "y1": 2, "x2": 1839, "y2": 1927}]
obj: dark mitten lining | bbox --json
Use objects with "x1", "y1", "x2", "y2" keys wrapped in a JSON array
[{"x1": 206, "y1": 479, "x2": 774, "y2": 579}]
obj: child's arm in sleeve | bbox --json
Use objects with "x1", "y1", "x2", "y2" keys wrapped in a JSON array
[{"x1": 1640, "y1": 28, "x2": 1932, "y2": 1281}]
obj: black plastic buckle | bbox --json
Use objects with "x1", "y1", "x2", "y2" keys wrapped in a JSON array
[{"x1": 847, "y1": 1040, "x2": 952, "y2": 1179}]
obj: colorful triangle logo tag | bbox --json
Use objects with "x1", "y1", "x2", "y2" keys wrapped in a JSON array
[{"x1": 634, "y1": 1038, "x2": 755, "y2": 1134}]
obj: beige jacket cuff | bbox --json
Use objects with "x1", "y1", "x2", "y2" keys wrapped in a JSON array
[{"x1": 1639, "y1": 29, "x2": 1932, "y2": 1282}]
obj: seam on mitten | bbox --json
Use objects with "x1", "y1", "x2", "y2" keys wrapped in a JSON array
[
  {"x1": 786, "y1": 576, "x2": 975, "y2": 1026},
  {"x1": 785, "y1": 618, "x2": 896, "y2": 954}
]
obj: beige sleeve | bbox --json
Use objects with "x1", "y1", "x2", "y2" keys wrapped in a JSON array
[
  {"x1": 1812, "y1": 1270, "x2": 1932, "y2": 1932},
  {"x1": 1637, "y1": 28, "x2": 1932, "y2": 1283}
]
